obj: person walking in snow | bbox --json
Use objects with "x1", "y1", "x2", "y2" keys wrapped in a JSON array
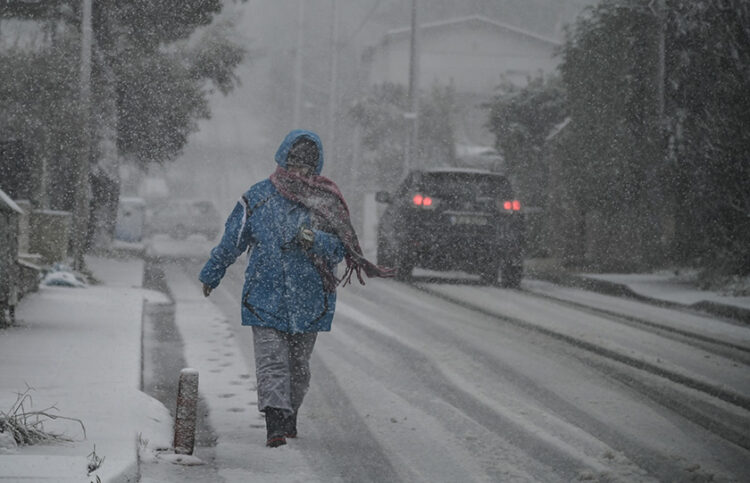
[{"x1": 199, "y1": 129, "x2": 393, "y2": 447}]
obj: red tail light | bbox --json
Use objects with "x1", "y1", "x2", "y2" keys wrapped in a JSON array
[
  {"x1": 503, "y1": 200, "x2": 521, "y2": 211},
  {"x1": 412, "y1": 194, "x2": 433, "y2": 207}
]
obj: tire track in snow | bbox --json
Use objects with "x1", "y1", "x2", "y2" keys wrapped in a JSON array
[
  {"x1": 329, "y1": 297, "x2": 669, "y2": 482},
  {"x1": 339, "y1": 281, "x2": 748, "y2": 481},
  {"x1": 521, "y1": 280, "x2": 750, "y2": 363},
  {"x1": 414, "y1": 282, "x2": 750, "y2": 412}
]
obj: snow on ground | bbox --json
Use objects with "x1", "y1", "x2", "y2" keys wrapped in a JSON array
[
  {"x1": 582, "y1": 272, "x2": 750, "y2": 309},
  {"x1": 524, "y1": 279, "x2": 750, "y2": 346},
  {"x1": 419, "y1": 283, "x2": 749, "y2": 397},
  {"x1": 325, "y1": 300, "x2": 651, "y2": 482},
  {"x1": 162, "y1": 264, "x2": 322, "y2": 482},
  {"x1": 131, "y1": 243, "x2": 750, "y2": 481},
  {"x1": 0, "y1": 256, "x2": 173, "y2": 482},
  {"x1": 336, "y1": 279, "x2": 747, "y2": 481}
]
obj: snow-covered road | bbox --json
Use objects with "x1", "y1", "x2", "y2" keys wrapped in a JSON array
[{"x1": 158, "y1": 259, "x2": 750, "y2": 482}]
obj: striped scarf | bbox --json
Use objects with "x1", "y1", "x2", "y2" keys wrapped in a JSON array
[{"x1": 270, "y1": 166, "x2": 395, "y2": 292}]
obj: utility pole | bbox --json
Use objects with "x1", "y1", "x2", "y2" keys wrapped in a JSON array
[
  {"x1": 40, "y1": 157, "x2": 49, "y2": 209},
  {"x1": 647, "y1": 0, "x2": 668, "y2": 264},
  {"x1": 72, "y1": 0, "x2": 93, "y2": 271},
  {"x1": 404, "y1": 0, "x2": 420, "y2": 177},
  {"x1": 651, "y1": 0, "x2": 665, "y2": 121},
  {"x1": 328, "y1": 0, "x2": 339, "y2": 168},
  {"x1": 292, "y1": 0, "x2": 305, "y2": 127}
]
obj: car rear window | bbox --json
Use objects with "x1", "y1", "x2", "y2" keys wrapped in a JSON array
[{"x1": 414, "y1": 172, "x2": 512, "y2": 200}]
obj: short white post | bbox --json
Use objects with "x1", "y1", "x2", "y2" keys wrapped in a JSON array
[{"x1": 173, "y1": 368, "x2": 199, "y2": 455}]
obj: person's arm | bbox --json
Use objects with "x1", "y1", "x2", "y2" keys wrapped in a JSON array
[
  {"x1": 307, "y1": 228, "x2": 345, "y2": 264},
  {"x1": 199, "y1": 200, "x2": 254, "y2": 294}
]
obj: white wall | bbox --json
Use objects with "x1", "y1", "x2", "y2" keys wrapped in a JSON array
[{"x1": 369, "y1": 22, "x2": 559, "y2": 94}]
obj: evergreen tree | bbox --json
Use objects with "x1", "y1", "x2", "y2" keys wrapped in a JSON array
[
  {"x1": 0, "y1": 0, "x2": 246, "y2": 207},
  {"x1": 666, "y1": 0, "x2": 750, "y2": 277},
  {"x1": 556, "y1": 0, "x2": 667, "y2": 270},
  {"x1": 554, "y1": 0, "x2": 749, "y2": 276},
  {"x1": 485, "y1": 74, "x2": 568, "y2": 208},
  {"x1": 350, "y1": 82, "x2": 457, "y2": 189},
  {"x1": 0, "y1": 31, "x2": 84, "y2": 209},
  {"x1": 99, "y1": 0, "x2": 245, "y2": 167}
]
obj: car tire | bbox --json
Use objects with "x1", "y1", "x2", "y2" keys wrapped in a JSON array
[
  {"x1": 377, "y1": 237, "x2": 394, "y2": 267},
  {"x1": 500, "y1": 261, "x2": 523, "y2": 288},
  {"x1": 394, "y1": 245, "x2": 415, "y2": 282},
  {"x1": 479, "y1": 262, "x2": 500, "y2": 286},
  {"x1": 395, "y1": 262, "x2": 414, "y2": 281}
]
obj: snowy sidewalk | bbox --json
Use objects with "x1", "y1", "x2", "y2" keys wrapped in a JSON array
[
  {"x1": 161, "y1": 264, "x2": 321, "y2": 482},
  {"x1": 0, "y1": 256, "x2": 172, "y2": 482},
  {"x1": 579, "y1": 272, "x2": 750, "y2": 323},
  {"x1": 526, "y1": 260, "x2": 750, "y2": 323}
]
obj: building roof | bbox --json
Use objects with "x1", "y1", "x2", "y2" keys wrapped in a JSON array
[
  {"x1": 382, "y1": 15, "x2": 561, "y2": 47},
  {"x1": 0, "y1": 187, "x2": 24, "y2": 214},
  {"x1": 422, "y1": 167, "x2": 502, "y2": 176}
]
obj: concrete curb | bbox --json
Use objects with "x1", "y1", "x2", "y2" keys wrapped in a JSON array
[
  {"x1": 100, "y1": 459, "x2": 139, "y2": 483},
  {"x1": 527, "y1": 266, "x2": 750, "y2": 325},
  {"x1": 691, "y1": 300, "x2": 750, "y2": 325}
]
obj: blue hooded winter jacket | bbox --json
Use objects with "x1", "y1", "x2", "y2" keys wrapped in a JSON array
[{"x1": 199, "y1": 130, "x2": 345, "y2": 333}]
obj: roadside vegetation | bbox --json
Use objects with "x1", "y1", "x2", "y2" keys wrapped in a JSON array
[
  {"x1": 0, "y1": 386, "x2": 85, "y2": 446},
  {"x1": 0, "y1": 1, "x2": 245, "y2": 229},
  {"x1": 485, "y1": 0, "x2": 750, "y2": 287}
]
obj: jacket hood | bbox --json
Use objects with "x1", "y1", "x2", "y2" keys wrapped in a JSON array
[{"x1": 274, "y1": 130, "x2": 324, "y2": 175}]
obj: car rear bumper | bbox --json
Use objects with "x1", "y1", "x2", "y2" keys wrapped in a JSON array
[{"x1": 400, "y1": 226, "x2": 523, "y2": 271}]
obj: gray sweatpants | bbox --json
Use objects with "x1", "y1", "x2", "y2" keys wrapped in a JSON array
[{"x1": 252, "y1": 326, "x2": 318, "y2": 416}]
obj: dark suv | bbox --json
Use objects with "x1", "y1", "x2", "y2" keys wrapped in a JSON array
[{"x1": 375, "y1": 168, "x2": 525, "y2": 287}]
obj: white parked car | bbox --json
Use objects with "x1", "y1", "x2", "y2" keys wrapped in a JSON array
[{"x1": 145, "y1": 199, "x2": 222, "y2": 240}]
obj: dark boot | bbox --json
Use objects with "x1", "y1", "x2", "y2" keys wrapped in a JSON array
[
  {"x1": 265, "y1": 408, "x2": 287, "y2": 447},
  {"x1": 284, "y1": 411, "x2": 298, "y2": 438}
]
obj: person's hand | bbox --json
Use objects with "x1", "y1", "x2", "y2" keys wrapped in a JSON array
[
  {"x1": 202, "y1": 284, "x2": 212, "y2": 297},
  {"x1": 297, "y1": 226, "x2": 315, "y2": 250}
]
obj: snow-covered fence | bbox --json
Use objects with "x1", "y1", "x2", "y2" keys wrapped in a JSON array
[
  {"x1": 14, "y1": 199, "x2": 31, "y2": 254},
  {"x1": 13, "y1": 200, "x2": 42, "y2": 301},
  {"x1": 0, "y1": 189, "x2": 23, "y2": 326}
]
